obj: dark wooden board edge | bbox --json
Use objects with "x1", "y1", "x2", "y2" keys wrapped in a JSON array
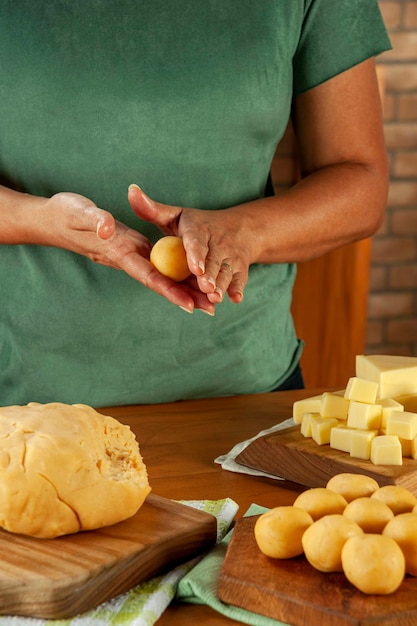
[
  {"x1": 218, "y1": 516, "x2": 417, "y2": 626},
  {"x1": 0, "y1": 494, "x2": 217, "y2": 619},
  {"x1": 235, "y1": 425, "x2": 417, "y2": 493}
]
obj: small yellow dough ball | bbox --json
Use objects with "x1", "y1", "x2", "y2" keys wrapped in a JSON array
[
  {"x1": 302, "y1": 514, "x2": 363, "y2": 572},
  {"x1": 383, "y1": 513, "x2": 417, "y2": 576},
  {"x1": 371, "y1": 485, "x2": 417, "y2": 515},
  {"x1": 343, "y1": 497, "x2": 394, "y2": 533},
  {"x1": 326, "y1": 473, "x2": 379, "y2": 502},
  {"x1": 150, "y1": 236, "x2": 191, "y2": 282},
  {"x1": 254, "y1": 506, "x2": 313, "y2": 559},
  {"x1": 293, "y1": 488, "x2": 347, "y2": 521},
  {"x1": 342, "y1": 534, "x2": 405, "y2": 595}
]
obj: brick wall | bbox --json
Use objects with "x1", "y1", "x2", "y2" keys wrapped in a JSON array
[
  {"x1": 271, "y1": 0, "x2": 417, "y2": 359},
  {"x1": 369, "y1": 0, "x2": 417, "y2": 357}
]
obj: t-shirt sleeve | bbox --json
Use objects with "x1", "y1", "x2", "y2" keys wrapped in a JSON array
[{"x1": 293, "y1": 0, "x2": 392, "y2": 97}]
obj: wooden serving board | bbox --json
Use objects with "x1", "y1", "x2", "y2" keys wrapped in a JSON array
[
  {"x1": 236, "y1": 424, "x2": 417, "y2": 493},
  {"x1": 0, "y1": 493, "x2": 217, "y2": 619},
  {"x1": 218, "y1": 515, "x2": 417, "y2": 626}
]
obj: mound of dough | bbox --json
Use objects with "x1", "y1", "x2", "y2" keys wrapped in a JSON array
[{"x1": 0, "y1": 402, "x2": 151, "y2": 538}]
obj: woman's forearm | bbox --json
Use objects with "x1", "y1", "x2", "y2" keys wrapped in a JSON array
[{"x1": 233, "y1": 158, "x2": 388, "y2": 266}]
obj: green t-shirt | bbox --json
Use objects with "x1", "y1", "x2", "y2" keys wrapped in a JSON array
[{"x1": 0, "y1": 1, "x2": 390, "y2": 407}]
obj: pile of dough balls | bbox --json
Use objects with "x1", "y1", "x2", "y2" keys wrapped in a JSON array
[
  {"x1": 254, "y1": 472, "x2": 417, "y2": 595},
  {"x1": 0, "y1": 402, "x2": 151, "y2": 538}
]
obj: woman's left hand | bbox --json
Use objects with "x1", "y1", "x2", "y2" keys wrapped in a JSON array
[{"x1": 128, "y1": 184, "x2": 251, "y2": 305}]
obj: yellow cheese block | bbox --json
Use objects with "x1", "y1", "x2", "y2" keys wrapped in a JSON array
[
  {"x1": 300, "y1": 412, "x2": 320, "y2": 438},
  {"x1": 347, "y1": 400, "x2": 382, "y2": 431},
  {"x1": 320, "y1": 392, "x2": 350, "y2": 420},
  {"x1": 411, "y1": 438, "x2": 417, "y2": 460},
  {"x1": 344, "y1": 377, "x2": 378, "y2": 404},
  {"x1": 400, "y1": 438, "x2": 412, "y2": 457},
  {"x1": 330, "y1": 425, "x2": 355, "y2": 453},
  {"x1": 293, "y1": 395, "x2": 322, "y2": 425},
  {"x1": 356, "y1": 355, "x2": 417, "y2": 399},
  {"x1": 370, "y1": 435, "x2": 403, "y2": 466},
  {"x1": 386, "y1": 410, "x2": 417, "y2": 440},
  {"x1": 311, "y1": 416, "x2": 339, "y2": 445},
  {"x1": 379, "y1": 397, "x2": 404, "y2": 432},
  {"x1": 350, "y1": 429, "x2": 378, "y2": 460}
]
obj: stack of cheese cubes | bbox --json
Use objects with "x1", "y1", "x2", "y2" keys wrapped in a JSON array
[{"x1": 293, "y1": 355, "x2": 417, "y2": 466}]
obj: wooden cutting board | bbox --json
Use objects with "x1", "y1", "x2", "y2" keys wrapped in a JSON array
[
  {"x1": 218, "y1": 515, "x2": 417, "y2": 626},
  {"x1": 0, "y1": 493, "x2": 217, "y2": 619},
  {"x1": 236, "y1": 424, "x2": 417, "y2": 493}
]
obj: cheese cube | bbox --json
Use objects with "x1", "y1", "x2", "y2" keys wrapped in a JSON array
[
  {"x1": 350, "y1": 429, "x2": 378, "y2": 460},
  {"x1": 330, "y1": 425, "x2": 355, "y2": 453},
  {"x1": 320, "y1": 392, "x2": 350, "y2": 420},
  {"x1": 347, "y1": 401, "x2": 382, "y2": 431},
  {"x1": 370, "y1": 435, "x2": 403, "y2": 466},
  {"x1": 411, "y1": 437, "x2": 417, "y2": 460},
  {"x1": 344, "y1": 377, "x2": 378, "y2": 404},
  {"x1": 356, "y1": 354, "x2": 417, "y2": 399},
  {"x1": 310, "y1": 416, "x2": 339, "y2": 446},
  {"x1": 300, "y1": 412, "x2": 319, "y2": 438},
  {"x1": 400, "y1": 438, "x2": 412, "y2": 458},
  {"x1": 293, "y1": 395, "x2": 322, "y2": 425},
  {"x1": 379, "y1": 397, "x2": 404, "y2": 432},
  {"x1": 386, "y1": 410, "x2": 417, "y2": 440}
]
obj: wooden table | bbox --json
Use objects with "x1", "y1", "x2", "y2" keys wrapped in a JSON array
[{"x1": 102, "y1": 389, "x2": 314, "y2": 625}]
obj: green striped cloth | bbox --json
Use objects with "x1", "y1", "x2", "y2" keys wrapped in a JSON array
[
  {"x1": 177, "y1": 503, "x2": 285, "y2": 626},
  {"x1": 0, "y1": 498, "x2": 238, "y2": 626}
]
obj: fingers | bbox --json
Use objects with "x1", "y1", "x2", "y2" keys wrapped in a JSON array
[
  {"x1": 127, "y1": 184, "x2": 159, "y2": 222},
  {"x1": 198, "y1": 256, "x2": 247, "y2": 304},
  {"x1": 119, "y1": 252, "x2": 215, "y2": 315},
  {"x1": 127, "y1": 183, "x2": 181, "y2": 232},
  {"x1": 227, "y1": 273, "x2": 246, "y2": 304},
  {"x1": 217, "y1": 263, "x2": 246, "y2": 303},
  {"x1": 56, "y1": 193, "x2": 117, "y2": 241},
  {"x1": 96, "y1": 212, "x2": 116, "y2": 240}
]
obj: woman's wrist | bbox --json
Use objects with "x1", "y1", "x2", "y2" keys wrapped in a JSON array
[{"x1": 0, "y1": 186, "x2": 50, "y2": 245}]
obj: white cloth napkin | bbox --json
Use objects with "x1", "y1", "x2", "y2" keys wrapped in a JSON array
[
  {"x1": 0, "y1": 498, "x2": 238, "y2": 626},
  {"x1": 215, "y1": 418, "x2": 296, "y2": 480}
]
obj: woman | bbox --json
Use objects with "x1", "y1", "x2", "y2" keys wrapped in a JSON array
[{"x1": 0, "y1": 1, "x2": 390, "y2": 407}]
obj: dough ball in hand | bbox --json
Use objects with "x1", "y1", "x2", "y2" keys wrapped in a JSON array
[
  {"x1": 0, "y1": 402, "x2": 151, "y2": 538},
  {"x1": 150, "y1": 236, "x2": 191, "y2": 282}
]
